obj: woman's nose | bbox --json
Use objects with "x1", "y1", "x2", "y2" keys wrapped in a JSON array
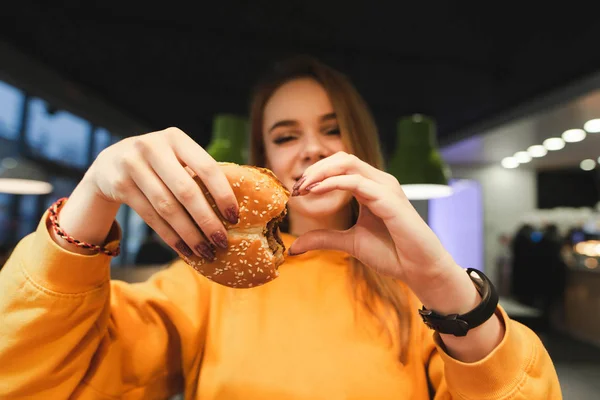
[{"x1": 301, "y1": 134, "x2": 330, "y2": 162}]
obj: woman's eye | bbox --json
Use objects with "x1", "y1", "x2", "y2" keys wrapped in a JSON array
[
  {"x1": 273, "y1": 135, "x2": 295, "y2": 145},
  {"x1": 326, "y1": 127, "x2": 341, "y2": 136}
]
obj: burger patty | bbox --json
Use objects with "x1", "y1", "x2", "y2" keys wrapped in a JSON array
[{"x1": 265, "y1": 209, "x2": 286, "y2": 254}]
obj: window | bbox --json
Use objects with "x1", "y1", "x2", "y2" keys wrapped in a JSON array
[
  {"x1": 0, "y1": 194, "x2": 12, "y2": 246},
  {"x1": 92, "y1": 127, "x2": 113, "y2": 161},
  {"x1": 0, "y1": 80, "x2": 24, "y2": 140},
  {"x1": 26, "y1": 98, "x2": 91, "y2": 168},
  {"x1": 111, "y1": 205, "x2": 130, "y2": 267},
  {"x1": 17, "y1": 195, "x2": 41, "y2": 240},
  {"x1": 126, "y1": 210, "x2": 150, "y2": 264},
  {"x1": 43, "y1": 177, "x2": 78, "y2": 209}
]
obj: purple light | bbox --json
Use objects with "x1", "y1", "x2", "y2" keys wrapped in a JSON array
[{"x1": 428, "y1": 179, "x2": 484, "y2": 272}]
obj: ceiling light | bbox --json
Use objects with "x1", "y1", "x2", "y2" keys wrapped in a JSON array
[
  {"x1": 580, "y1": 159, "x2": 596, "y2": 171},
  {"x1": 0, "y1": 157, "x2": 53, "y2": 195},
  {"x1": 562, "y1": 129, "x2": 586, "y2": 143},
  {"x1": 501, "y1": 157, "x2": 519, "y2": 169},
  {"x1": 584, "y1": 119, "x2": 600, "y2": 133},
  {"x1": 527, "y1": 145, "x2": 547, "y2": 158},
  {"x1": 400, "y1": 184, "x2": 453, "y2": 200},
  {"x1": 388, "y1": 115, "x2": 453, "y2": 200},
  {"x1": 514, "y1": 151, "x2": 532, "y2": 163},
  {"x1": 543, "y1": 137, "x2": 565, "y2": 151}
]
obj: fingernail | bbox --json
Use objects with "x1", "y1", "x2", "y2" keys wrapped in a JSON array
[
  {"x1": 195, "y1": 242, "x2": 216, "y2": 262},
  {"x1": 305, "y1": 182, "x2": 320, "y2": 191},
  {"x1": 225, "y1": 206, "x2": 239, "y2": 224},
  {"x1": 287, "y1": 248, "x2": 306, "y2": 256},
  {"x1": 211, "y1": 231, "x2": 228, "y2": 249},
  {"x1": 176, "y1": 240, "x2": 193, "y2": 257},
  {"x1": 293, "y1": 176, "x2": 306, "y2": 191}
]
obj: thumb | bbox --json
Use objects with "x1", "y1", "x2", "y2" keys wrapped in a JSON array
[{"x1": 288, "y1": 229, "x2": 353, "y2": 256}]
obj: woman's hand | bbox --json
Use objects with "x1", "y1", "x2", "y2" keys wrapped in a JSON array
[
  {"x1": 80, "y1": 127, "x2": 239, "y2": 260},
  {"x1": 287, "y1": 151, "x2": 457, "y2": 286}
]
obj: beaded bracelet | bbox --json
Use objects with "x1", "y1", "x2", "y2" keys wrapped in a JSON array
[{"x1": 47, "y1": 197, "x2": 121, "y2": 256}]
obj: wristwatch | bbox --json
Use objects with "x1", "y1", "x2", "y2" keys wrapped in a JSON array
[{"x1": 418, "y1": 268, "x2": 499, "y2": 337}]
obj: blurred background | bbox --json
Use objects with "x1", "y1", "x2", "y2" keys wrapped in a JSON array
[{"x1": 1, "y1": 2, "x2": 600, "y2": 397}]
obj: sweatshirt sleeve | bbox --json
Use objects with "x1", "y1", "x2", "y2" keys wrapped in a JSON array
[
  {"x1": 422, "y1": 305, "x2": 563, "y2": 399},
  {"x1": 0, "y1": 211, "x2": 211, "y2": 399}
]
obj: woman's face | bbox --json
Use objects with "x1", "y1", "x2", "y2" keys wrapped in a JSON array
[{"x1": 262, "y1": 78, "x2": 353, "y2": 220}]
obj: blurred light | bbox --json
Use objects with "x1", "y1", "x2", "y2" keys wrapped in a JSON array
[
  {"x1": 501, "y1": 157, "x2": 519, "y2": 169},
  {"x1": 527, "y1": 145, "x2": 547, "y2": 157},
  {"x1": 401, "y1": 184, "x2": 453, "y2": 200},
  {"x1": 575, "y1": 240, "x2": 600, "y2": 258},
  {"x1": 0, "y1": 157, "x2": 53, "y2": 195},
  {"x1": 562, "y1": 129, "x2": 586, "y2": 143},
  {"x1": 584, "y1": 119, "x2": 600, "y2": 133},
  {"x1": 514, "y1": 151, "x2": 532, "y2": 163},
  {"x1": 584, "y1": 257, "x2": 598, "y2": 269},
  {"x1": 543, "y1": 137, "x2": 565, "y2": 151},
  {"x1": 580, "y1": 159, "x2": 596, "y2": 171}
]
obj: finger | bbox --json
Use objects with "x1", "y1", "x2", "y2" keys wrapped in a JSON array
[
  {"x1": 141, "y1": 146, "x2": 230, "y2": 249},
  {"x1": 293, "y1": 151, "x2": 385, "y2": 194},
  {"x1": 125, "y1": 155, "x2": 225, "y2": 254},
  {"x1": 169, "y1": 130, "x2": 239, "y2": 225},
  {"x1": 288, "y1": 229, "x2": 353, "y2": 256},
  {"x1": 303, "y1": 174, "x2": 401, "y2": 221},
  {"x1": 124, "y1": 183, "x2": 216, "y2": 262}
]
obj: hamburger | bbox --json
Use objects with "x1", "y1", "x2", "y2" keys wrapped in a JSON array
[{"x1": 180, "y1": 162, "x2": 290, "y2": 288}]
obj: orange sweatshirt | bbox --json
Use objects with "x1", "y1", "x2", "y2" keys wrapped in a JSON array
[{"x1": 0, "y1": 211, "x2": 561, "y2": 399}]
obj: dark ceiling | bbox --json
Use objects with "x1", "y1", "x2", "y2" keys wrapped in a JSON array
[{"x1": 2, "y1": 1, "x2": 600, "y2": 154}]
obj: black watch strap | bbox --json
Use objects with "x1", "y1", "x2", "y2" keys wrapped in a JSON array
[{"x1": 418, "y1": 268, "x2": 499, "y2": 337}]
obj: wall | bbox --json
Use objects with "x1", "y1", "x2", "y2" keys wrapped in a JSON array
[{"x1": 448, "y1": 165, "x2": 538, "y2": 285}]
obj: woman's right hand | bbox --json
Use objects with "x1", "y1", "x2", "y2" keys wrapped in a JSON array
[{"x1": 80, "y1": 127, "x2": 239, "y2": 261}]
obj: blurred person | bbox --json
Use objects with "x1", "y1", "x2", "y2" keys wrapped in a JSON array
[
  {"x1": 510, "y1": 223, "x2": 537, "y2": 305},
  {"x1": 0, "y1": 56, "x2": 561, "y2": 399},
  {"x1": 538, "y1": 224, "x2": 567, "y2": 328},
  {"x1": 495, "y1": 233, "x2": 512, "y2": 296}
]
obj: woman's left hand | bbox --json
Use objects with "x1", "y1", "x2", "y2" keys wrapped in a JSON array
[{"x1": 288, "y1": 151, "x2": 457, "y2": 285}]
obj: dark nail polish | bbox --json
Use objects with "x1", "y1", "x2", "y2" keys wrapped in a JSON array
[
  {"x1": 225, "y1": 206, "x2": 239, "y2": 224},
  {"x1": 195, "y1": 242, "x2": 216, "y2": 262},
  {"x1": 176, "y1": 240, "x2": 193, "y2": 257},
  {"x1": 305, "y1": 182, "x2": 319, "y2": 191},
  {"x1": 293, "y1": 176, "x2": 306, "y2": 191},
  {"x1": 211, "y1": 231, "x2": 228, "y2": 249},
  {"x1": 287, "y1": 247, "x2": 305, "y2": 256}
]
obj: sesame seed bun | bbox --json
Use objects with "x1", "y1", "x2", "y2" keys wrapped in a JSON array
[{"x1": 180, "y1": 162, "x2": 290, "y2": 288}]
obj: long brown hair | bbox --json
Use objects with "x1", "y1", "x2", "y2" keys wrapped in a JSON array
[{"x1": 248, "y1": 55, "x2": 411, "y2": 363}]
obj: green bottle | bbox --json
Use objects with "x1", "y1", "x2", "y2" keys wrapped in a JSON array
[{"x1": 206, "y1": 114, "x2": 249, "y2": 164}]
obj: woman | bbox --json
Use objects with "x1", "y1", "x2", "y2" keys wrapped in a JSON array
[{"x1": 0, "y1": 56, "x2": 560, "y2": 399}]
